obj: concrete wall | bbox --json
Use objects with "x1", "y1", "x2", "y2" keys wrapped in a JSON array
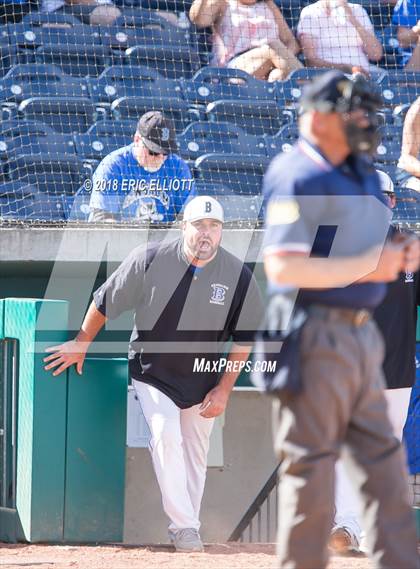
[{"x1": 123, "y1": 390, "x2": 277, "y2": 544}]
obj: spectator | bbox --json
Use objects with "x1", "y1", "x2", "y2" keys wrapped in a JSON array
[
  {"x1": 88, "y1": 111, "x2": 196, "y2": 223},
  {"x1": 41, "y1": 0, "x2": 121, "y2": 25},
  {"x1": 189, "y1": 0, "x2": 303, "y2": 81},
  {"x1": 392, "y1": 0, "x2": 420, "y2": 70},
  {"x1": 297, "y1": 0, "x2": 383, "y2": 77},
  {"x1": 398, "y1": 96, "x2": 420, "y2": 192}
]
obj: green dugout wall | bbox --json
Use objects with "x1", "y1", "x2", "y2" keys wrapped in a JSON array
[{"x1": 0, "y1": 298, "x2": 127, "y2": 543}]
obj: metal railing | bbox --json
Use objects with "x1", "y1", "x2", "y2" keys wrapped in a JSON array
[{"x1": 229, "y1": 463, "x2": 280, "y2": 543}]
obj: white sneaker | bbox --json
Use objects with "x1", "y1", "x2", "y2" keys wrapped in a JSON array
[
  {"x1": 169, "y1": 528, "x2": 204, "y2": 552},
  {"x1": 329, "y1": 526, "x2": 360, "y2": 554}
]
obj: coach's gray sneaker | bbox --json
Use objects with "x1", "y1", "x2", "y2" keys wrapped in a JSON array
[{"x1": 169, "y1": 528, "x2": 204, "y2": 552}]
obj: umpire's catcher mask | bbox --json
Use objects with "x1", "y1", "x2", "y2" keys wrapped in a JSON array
[{"x1": 299, "y1": 70, "x2": 382, "y2": 156}]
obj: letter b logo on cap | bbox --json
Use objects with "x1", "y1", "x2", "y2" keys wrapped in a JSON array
[{"x1": 205, "y1": 201, "x2": 212, "y2": 213}]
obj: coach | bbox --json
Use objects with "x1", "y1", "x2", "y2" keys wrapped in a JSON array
[
  {"x1": 88, "y1": 111, "x2": 195, "y2": 223},
  {"x1": 260, "y1": 71, "x2": 420, "y2": 568},
  {"x1": 44, "y1": 196, "x2": 262, "y2": 552}
]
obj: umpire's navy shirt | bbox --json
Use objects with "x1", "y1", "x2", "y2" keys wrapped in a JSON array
[
  {"x1": 93, "y1": 239, "x2": 262, "y2": 408},
  {"x1": 263, "y1": 138, "x2": 389, "y2": 309}
]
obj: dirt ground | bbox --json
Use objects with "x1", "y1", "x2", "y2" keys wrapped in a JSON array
[{"x1": 0, "y1": 543, "x2": 372, "y2": 569}]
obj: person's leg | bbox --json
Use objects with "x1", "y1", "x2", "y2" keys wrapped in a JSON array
[
  {"x1": 228, "y1": 41, "x2": 302, "y2": 81},
  {"x1": 133, "y1": 380, "x2": 199, "y2": 531},
  {"x1": 273, "y1": 316, "x2": 360, "y2": 569},
  {"x1": 384, "y1": 387, "x2": 412, "y2": 441},
  {"x1": 180, "y1": 405, "x2": 215, "y2": 522},
  {"x1": 332, "y1": 387, "x2": 412, "y2": 551},
  {"x1": 344, "y1": 322, "x2": 419, "y2": 569},
  {"x1": 332, "y1": 459, "x2": 362, "y2": 548}
]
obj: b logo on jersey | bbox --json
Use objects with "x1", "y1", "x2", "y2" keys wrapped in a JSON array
[
  {"x1": 405, "y1": 271, "x2": 414, "y2": 283},
  {"x1": 210, "y1": 283, "x2": 229, "y2": 306}
]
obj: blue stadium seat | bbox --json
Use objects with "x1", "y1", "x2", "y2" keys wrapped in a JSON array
[
  {"x1": 264, "y1": 123, "x2": 299, "y2": 159},
  {"x1": 374, "y1": 139, "x2": 402, "y2": 164},
  {"x1": 8, "y1": 12, "x2": 98, "y2": 48},
  {"x1": 277, "y1": 67, "x2": 331, "y2": 107},
  {"x1": 73, "y1": 120, "x2": 136, "y2": 160},
  {"x1": 195, "y1": 181, "x2": 264, "y2": 223},
  {"x1": 125, "y1": 44, "x2": 200, "y2": 79},
  {"x1": 0, "y1": 181, "x2": 65, "y2": 221},
  {"x1": 0, "y1": 119, "x2": 75, "y2": 161},
  {"x1": 378, "y1": 72, "x2": 420, "y2": 107},
  {"x1": 102, "y1": 10, "x2": 188, "y2": 50},
  {"x1": 182, "y1": 67, "x2": 277, "y2": 105},
  {"x1": 7, "y1": 154, "x2": 91, "y2": 194},
  {"x1": 376, "y1": 26, "x2": 403, "y2": 69},
  {"x1": 177, "y1": 121, "x2": 266, "y2": 162},
  {"x1": 194, "y1": 153, "x2": 269, "y2": 195},
  {"x1": 35, "y1": 44, "x2": 111, "y2": 78},
  {"x1": 0, "y1": 64, "x2": 89, "y2": 103},
  {"x1": 87, "y1": 65, "x2": 181, "y2": 104},
  {"x1": 205, "y1": 100, "x2": 289, "y2": 136},
  {"x1": 63, "y1": 186, "x2": 91, "y2": 221},
  {"x1": 0, "y1": 33, "x2": 16, "y2": 78},
  {"x1": 111, "y1": 97, "x2": 199, "y2": 132},
  {"x1": 18, "y1": 97, "x2": 99, "y2": 133},
  {"x1": 393, "y1": 187, "x2": 420, "y2": 224}
]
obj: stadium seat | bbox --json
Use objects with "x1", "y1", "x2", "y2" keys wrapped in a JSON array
[
  {"x1": 35, "y1": 44, "x2": 111, "y2": 78},
  {"x1": 63, "y1": 186, "x2": 91, "y2": 221},
  {"x1": 378, "y1": 72, "x2": 420, "y2": 107},
  {"x1": 7, "y1": 154, "x2": 91, "y2": 194},
  {"x1": 0, "y1": 181, "x2": 65, "y2": 221},
  {"x1": 277, "y1": 67, "x2": 336, "y2": 107},
  {"x1": 393, "y1": 186, "x2": 420, "y2": 224},
  {"x1": 374, "y1": 140, "x2": 401, "y2": 164},
  {"x1": 205, "y1": 100, "x2": 289, "y2": 136},
  {"x1": 264, "y1": 123, "x2": 299, "y2": 158},
  {"x1": 101, "y1": 10, "x2": 188, "y2": 50},
  {"x1": 182, "y1": 67, "x2": 277, "y2": 105},
  {"x1": 194, "y1": 180, "x2": 264, "y2": 223},
  {"x1": 18, "y1": 97, "x2": 99, "y2": 134},
  {"x1": 0, "y1": 120, "x2": 75, "y2": 162},
  {"x1": 9, "y1": 12, "x2": 98, "y2": 48},
  {"x1": 194, "y1": 153, "x2": 269, "y2": 195},
  {"x1": 125, "y1": 44, "x2": 200, "y2": 79},
  {"x1": 0, "y1": 39, "x2": 16, "y2": 78},
  {"x1": 73, "y1": 120, "x2": 136, "y2": 160},
  {"x1": 0, "y1": 64, "x2": 89, "y2": 104},
  {"x1": 177, "y1": 121, "x2": 266, "y2": 162},
  {"x1": 111, "y1": 97, "x2": 199, "y2": 132},
  {"x1": 376, "y1": 26, "x2": 403, "y2": 69},
  {"x1": 87, "y1": 65, "x2": 181, "y2": 104}
]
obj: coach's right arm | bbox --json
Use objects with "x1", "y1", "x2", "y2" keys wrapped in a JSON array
[{"x1": 44, "y1": 247, "x2": 144, "y2": 376}]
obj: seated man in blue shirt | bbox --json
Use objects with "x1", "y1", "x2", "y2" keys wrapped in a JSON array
[
  {"x1": 392, "y1": 0, "x2": 420, "y2": 69},
  {"x1": 88, "y1": 111, "x2": 196, "y2": 223}
]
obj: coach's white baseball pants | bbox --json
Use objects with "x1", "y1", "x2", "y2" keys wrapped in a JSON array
[
  {"x1": 133, "y1": 380, "x2": 215, "y2": 532},
  {"x1": 334, "y1": 387, "x2": 412, "y2": 541}
]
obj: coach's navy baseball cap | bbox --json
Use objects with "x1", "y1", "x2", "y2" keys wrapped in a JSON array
[
  {"x1": 299, "y1": 70, "x2": 382, "y2": 114},
  {"x1": 137, "y1": 111, "x2": 178, "y2": 155}
]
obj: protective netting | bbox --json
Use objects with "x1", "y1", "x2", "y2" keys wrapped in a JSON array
[{"x1": 0, "y1": 0, "x2": 418, "y2": 226}]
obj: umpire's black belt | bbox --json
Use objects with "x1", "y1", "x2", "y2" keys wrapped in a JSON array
[{"x1": 307, "y1": 305, "x2": 372, "y2": 327}]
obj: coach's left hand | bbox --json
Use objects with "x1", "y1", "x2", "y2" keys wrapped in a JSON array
[{"x1": 199, "y1": 386, "x2": 229, "y2": 418}]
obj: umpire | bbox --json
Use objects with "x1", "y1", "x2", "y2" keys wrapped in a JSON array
[
  {"x1": 261, "y1": 71, "x2": 420, "y2": 568},
  {"x1": 43, "y1": 196, "x2": 262, "y2": 552}
]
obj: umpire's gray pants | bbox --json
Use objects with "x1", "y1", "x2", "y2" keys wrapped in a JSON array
[{"x1": 273, "y1": 311, "x2": 419, "y2": 569}]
